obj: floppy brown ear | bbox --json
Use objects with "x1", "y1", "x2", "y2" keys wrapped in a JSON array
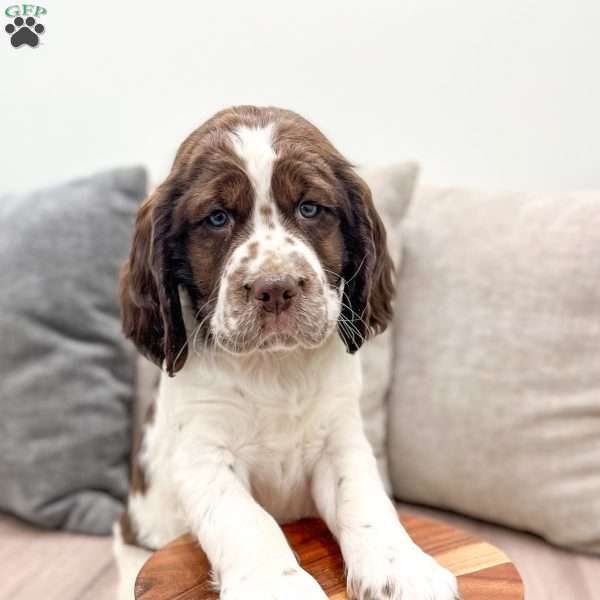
[
  {"x1": 337, "y1": 167, "x2": 395, "y2": 353},
  {"x1": 120, "y1": 183, "x2": 188, "y2": 376}
]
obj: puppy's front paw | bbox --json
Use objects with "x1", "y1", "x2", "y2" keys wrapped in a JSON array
[
  {"x1": 221, "y1": 565, "x2": 328, "y2": 600},
  {"x1": 346, "y1": 544, "x2": 460, "y2": 600}
]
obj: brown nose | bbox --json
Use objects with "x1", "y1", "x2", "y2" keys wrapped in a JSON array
[{"x1": 251, "y1": 274, "x2": 299, "y2": 314}]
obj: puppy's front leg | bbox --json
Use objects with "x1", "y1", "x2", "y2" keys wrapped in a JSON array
[
  {"x1": 172, "y1": 433, "x2": 327, "y2": 600},
  {"x1": 312, "y1": 413, "x2": 460, "y2": 600}
]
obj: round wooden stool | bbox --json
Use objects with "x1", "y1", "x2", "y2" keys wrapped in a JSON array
[{"x1": 135, "y1": 512, "x2": 524, "y2": 599}]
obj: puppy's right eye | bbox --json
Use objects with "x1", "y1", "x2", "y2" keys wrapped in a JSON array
[
  {"x1": 206, "y1": 209, "x2": 230, "y2": 229},
  {"x1": 297, "y1": 201, "x2": 321, "y2": 219}
]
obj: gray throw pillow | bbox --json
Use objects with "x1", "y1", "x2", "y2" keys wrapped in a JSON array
[{"x1": 0, "y1": 167, "x2": 147, "y2": 535}]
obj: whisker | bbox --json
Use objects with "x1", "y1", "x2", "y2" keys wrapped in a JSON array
[
  {"x1": 343, "y1": 255, "x2": 367, "y2": 287},
  {"x1": 174, "y1": 294, "x2": 219, "y2": 363}
]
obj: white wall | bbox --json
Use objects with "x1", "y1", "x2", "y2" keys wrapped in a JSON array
[{"x1": 2, "y1": 0, "x2": 599, "y2": 193}]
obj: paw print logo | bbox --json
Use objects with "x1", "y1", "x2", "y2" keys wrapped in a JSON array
[{"x1": 5, "y1": 16, "x2": 45, "y2": 48}]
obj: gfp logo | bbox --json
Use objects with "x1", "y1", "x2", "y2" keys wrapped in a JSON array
[{"x1": 4, "y1": 4, "x2": 46, "y2": 47}]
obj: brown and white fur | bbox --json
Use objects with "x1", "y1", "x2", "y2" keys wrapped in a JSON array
[{"x1": 114, "y1": 106, "x2": 459, "y2": 600}]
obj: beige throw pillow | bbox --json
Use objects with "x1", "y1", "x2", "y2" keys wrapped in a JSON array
[
  {"x1": 388, "y1": 185, "x2": 600, "y2": 553},
  {"x1": 357, "y1": 163, "x2": 419, "y2": 492}
]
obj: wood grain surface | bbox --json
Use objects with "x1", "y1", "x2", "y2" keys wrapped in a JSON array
[{"x1": 135, "y1": 512, "x2": 523, "y2": 599}]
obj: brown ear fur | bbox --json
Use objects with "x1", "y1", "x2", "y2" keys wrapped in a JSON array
[
  {"x1": 120, "y1": 183, "x2": 188, "y2": 376},
  {"x1": 337, "y1": 167, "x2": 395, "y2": 352}
]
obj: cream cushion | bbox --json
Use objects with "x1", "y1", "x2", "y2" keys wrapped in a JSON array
[
  {"x1": 388, "y1": 185, "x2": 600, "y2": 553},
  {"x1": 357, "y1": 163, "x2": 419, "y2": 491}
]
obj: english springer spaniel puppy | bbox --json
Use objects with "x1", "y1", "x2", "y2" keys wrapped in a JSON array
[{"x1": 115, "y1": 106, "x2": 459, "y2": 600}]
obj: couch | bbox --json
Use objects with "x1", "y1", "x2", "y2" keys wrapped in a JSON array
[{"x1": 2, "y1": 170, "x2": 599, "y2": 600}]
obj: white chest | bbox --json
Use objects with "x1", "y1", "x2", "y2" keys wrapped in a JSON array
[
  {"x1": 160, "y1": 338, "x2": 361, "y2": 522},
  {"x1": 216, "y1": 389, "x2": 333, "y2": 521}
]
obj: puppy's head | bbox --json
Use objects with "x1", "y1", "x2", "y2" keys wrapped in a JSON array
[{"x1": 121, "y1": 106, "x2": 394, "y2": 375}]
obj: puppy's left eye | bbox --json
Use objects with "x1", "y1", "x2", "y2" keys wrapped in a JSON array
[
  {"x1": 298, "y1": 201, "x2": 321, "y2": 219},
  {"x1": 206, "y1": 209, "x2": 230, "y2": 228}
]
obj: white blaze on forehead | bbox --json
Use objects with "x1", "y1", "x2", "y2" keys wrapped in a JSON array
[
  {"x1": 226, "y1": 123, "x2": 327, "y2": 283},
  {"x1": 228, "y1": 123, "x2": 285, "y2": 267},
  {"x1": 229, "y1": 124, "x2": 276, "y2": 207}
]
